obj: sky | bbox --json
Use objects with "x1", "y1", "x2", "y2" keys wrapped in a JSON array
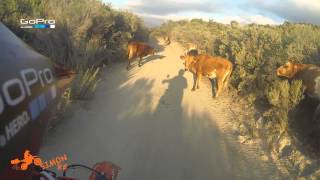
[{"x1": 103, "y1": 0, "x2": 320, "y2": 26}]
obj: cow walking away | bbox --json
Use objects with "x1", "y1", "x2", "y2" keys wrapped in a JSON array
[
  {"x1": 277, "y1": 61, "x2": 320, "y2": 120},
  {"x1": 163, "y1": 36, "x2": 171, "y2": 46},
  {"x1": 180, "y1": 54, "x2": 233, "y2": 97},
  {"x1": 127, "y1": 42, "x2": 155, "y2": 70}
]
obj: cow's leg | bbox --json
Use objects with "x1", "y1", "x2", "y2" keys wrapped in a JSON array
[
  {"x1": 191, "y1": 74, "x2": 199, "y2": 91},
  {"x1": 196, "y1": 73, "x2": 202, "y2": 89},
  {"x1": 209, "y1": 78, "x2": 216, "y2": 98},
  {"x1": 222, "y1": 70, "x2": 231, "y2": 90},
  {"x1": 215, "y1": 77, "x2": 223, "y2": 97},
  {"x1": 126, "y1": 60, "x2": 131, "y2": 70},
  {"x1": 192, "y1": 73, "x2": 197, "y2": 91},
  {"x1": 138, "y1": 56, "x2": 142, "y2": 67}
]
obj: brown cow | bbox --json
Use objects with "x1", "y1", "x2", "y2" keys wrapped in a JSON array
[
  {"x1": 277, "y1": 61, "x2": 320, "y2": 119},
  {"x1": 163, "y1": 36, "x2": 171, "y2": 46},
  {"x1": 127, "y1": 42, "x2": 155, "y2": 70},
  {"x1": 180, "y1": 54, "x2": 233, "y2": 97}
]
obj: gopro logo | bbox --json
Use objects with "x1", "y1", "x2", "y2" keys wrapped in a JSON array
[
  {"x1": 0, "y1": 68, "x2": 55, "y2": 115},
  {"x1": 20, "y1": 19, "x2": 55, "y2": 29}
]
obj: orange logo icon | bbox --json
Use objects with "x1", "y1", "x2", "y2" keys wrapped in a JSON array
[{"x1": 11, "y1": 150, "x2": 42, "y2": 171}]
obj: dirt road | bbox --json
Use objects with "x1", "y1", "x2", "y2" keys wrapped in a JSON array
[{"x1": 40, "y1": 41, "x2": 284, "y2": 179}]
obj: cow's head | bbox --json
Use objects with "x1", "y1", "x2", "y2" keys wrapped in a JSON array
[
  {"x1": 180, "y1": 55, "x2": 196, "y2": 72},
  {"x1": 276, "y1": 61, "x2": 298, "y2": 79}
]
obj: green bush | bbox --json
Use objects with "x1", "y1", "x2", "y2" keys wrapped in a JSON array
[
  {"x1": 70, "y1": 66, "x2": 101, "y2": 100},
  {"x1": 265, "y1": 80, "x2": 304, "y2": 133}
]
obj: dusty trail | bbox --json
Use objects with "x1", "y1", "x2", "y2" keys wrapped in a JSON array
[{"x1": 40, "y1": 40, "x2": 284, "y2": 179}]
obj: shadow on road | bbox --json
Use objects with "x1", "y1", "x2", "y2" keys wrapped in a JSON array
[
  {"x1": 103, "y1": 69, "x2": 282, "y2": 179},
  {"x1": 139, "y1": 54, "x2": 166, "y2": 66},
  {"x1": 160, "y1": 69, "x2": 187, "y2": 108},
  {"x1": 149, "y1": 37, "x2": 165, "y2": 53}
]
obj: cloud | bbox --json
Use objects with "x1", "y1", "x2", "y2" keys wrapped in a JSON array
[
  {"x1": 114, "y1": 0, "x2": 320, "y2": 26},
  {"x1": 219, "y1": 14, "x2": 280, "y2": 25},
  {"x1": 248, "y1": 0, "x2": 320, "y2": 24},
  {"x1": 137, "y1": 12, "x2": 280, "y2": 27},
  {"x1": 126, "y1": 0, "x2": 221, "y2": 15},
  {"x1": 138, "y1": 14, "x2": 166, "y2": 27},
  {"x1": 124, "y1": 0, "x2": 282, "y2": 25}
]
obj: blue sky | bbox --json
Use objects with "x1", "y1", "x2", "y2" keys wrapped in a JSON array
[{"x1": 103, "y1": 0, "x2": 320, "y2": 26}]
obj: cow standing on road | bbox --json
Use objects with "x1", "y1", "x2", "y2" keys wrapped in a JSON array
[
  {"x1": 127, "y1": 42, "x2": 155, "y2": 70},
  {"x1": 163, "y1": 36, "x2": 171, "y2": 46},
  {"x1": 180, "y1": 54, "x2": 233, "y2": 97}
]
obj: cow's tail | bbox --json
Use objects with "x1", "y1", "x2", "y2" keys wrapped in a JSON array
[{"x1": 223, "y1": 63, "x2": 233, "y2": 89}]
